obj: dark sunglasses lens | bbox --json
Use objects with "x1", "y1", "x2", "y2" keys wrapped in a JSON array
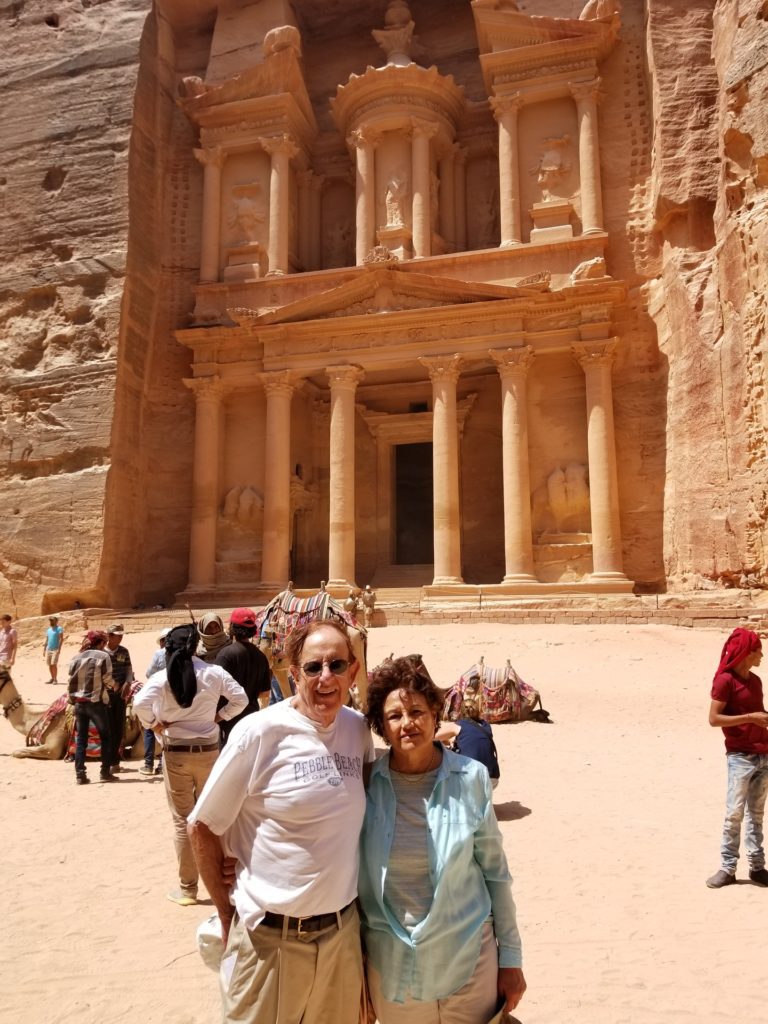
[{"x1": 301, "y1": 659, "x2": 349, "y2": 676}]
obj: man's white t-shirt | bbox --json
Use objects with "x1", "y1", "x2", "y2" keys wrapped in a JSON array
[{"x1": 189, "y1": 699, "x2": 374, "y2": 931}]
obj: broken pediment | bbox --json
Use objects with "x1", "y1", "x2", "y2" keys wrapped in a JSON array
[{"x1": 228, "y1": 266, "x2": 550, "y2": 326}]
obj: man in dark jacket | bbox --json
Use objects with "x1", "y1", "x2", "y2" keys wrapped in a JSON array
[
  {"x1": 67, "y1": 630, "x2": 119, "y2": 785},
  {"x1": 215, "y1": 607, "x2": 271, "y2": 744}
]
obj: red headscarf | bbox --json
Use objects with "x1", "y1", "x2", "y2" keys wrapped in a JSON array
[
  {"x1": 714, "y1": 627, "x2": 762, "y2": 680},
  {"x1": 80, "y1": 630, "x2": 108, "y2": 652}
]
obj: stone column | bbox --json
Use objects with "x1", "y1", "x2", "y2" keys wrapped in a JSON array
[
  {"x1": 193, "y1": 146, "x2": 225, "y2": 283},
  {"x1": 570, "y1": 79, "x2": 604, "y2": 235},
  {"x1": 260, "y1": 371, "x2": 295, "y2": 588},
  {"x1": 491, "y1": 347, "x2": 537, "y2": 582},
  {"x1": 438, "y1": 145, "x2": 456, "y2": 247},
  {"x1": 262, "y1": 134, "x2": 299, "y2": 275},
  {"x1": 490, "y1": 94, "x2": 522, "y2": 246},
  {"x1": 327, "y1": 365, "x2": 364, "y2": 587},
  {"x1": 309, "y1": 173, "x2": 324, "y2": 270},
  {"x1": 184, "y1": 376, "x2": 225, "y2": 587},
  {"x1": 349, "y1": 128, "x2": 377, "y2": 264},
  {"x1": 573, "y1": 341, "x2": 626, "y2": 579},
  {"x1": 411, "y1": 119, "x2": 437, "y2": 259},
  {"x1": 419, "y1": 354, "x2": 464, "y2": 585},
  {"x1": 296, "y1": 170, "x2": 313, "y2": 271},
  {"x1": 453, "y1": 145, "x2": 467, "y2": 252}
]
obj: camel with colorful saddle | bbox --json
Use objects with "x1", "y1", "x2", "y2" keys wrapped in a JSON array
[
  {"x1": 0, "y1": 663, "x2": 146, "y2": 760},
  {"x1": 256, "y1": 586, "x2": 367, "y2": 705},
  {"x1": 442, "y1": 657, "x2": 550, "y2": 724}
]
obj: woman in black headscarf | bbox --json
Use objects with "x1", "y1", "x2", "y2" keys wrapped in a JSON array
[{"x1": 133, "y1": 623, "x2": 247, "y2": 906}]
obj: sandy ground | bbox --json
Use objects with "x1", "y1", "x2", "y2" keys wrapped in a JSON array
[{"x1": 2, "y1": 621, "x2": 768, "y2": 1024}]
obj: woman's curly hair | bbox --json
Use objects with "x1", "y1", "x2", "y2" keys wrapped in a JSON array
[{"x1": 365, "y1": 654, "x2": 444, "y2": 743}]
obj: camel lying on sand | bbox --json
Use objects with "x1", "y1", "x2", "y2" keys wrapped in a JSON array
[{"x1": 0, "y1": 663, "x2": 145, "y2": 760}]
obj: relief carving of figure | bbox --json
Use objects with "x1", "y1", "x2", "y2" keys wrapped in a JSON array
[
  {"x1": 228, "y1": 185, "x2": 265, "y2": 243},
  {"x1": 532, "y1": 463, "x2": 591, "y2": 536},
  {"x1": 385, "y1": 178, "x2": 406, "y2": 227},
  {"x1": 327, "y1": 219, "x2": 353, "y2": 267},
  {"x1": 430, "y1": 170, "x2": 440, "y2": 228},
  {"x1": 580, "y1": 0, "x2": 621, "y2": 20},
  {"x1": 532, "y1": 136, "x2": 571, "y2": 201},
  {"x1": 570, "y1": 257, "x2": 607, "y2": 283}
]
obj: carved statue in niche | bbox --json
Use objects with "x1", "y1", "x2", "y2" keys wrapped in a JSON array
[
  {"x1": 385, "y1": 178, "x2": 406, "y2": 227},
  {"x1": 228, "y1": 184, "x2": 265, "y2": 243},
  {"x1": 532, "y1": 136, "x2": 571, "y2": 202},
  {"x1": 580, "y1": 0, "x2": 621, "y2": 20},
  {"x1": 478, "y1": 187, "x2": 499, "y2": 248},
  {"x1": 531, "y1": 463, "x2": 591, "y2": 537},
  {"x1": 219, "y1": 485, "x2": 264, "y2": 560},
  {"x1": 326, "y1": 219, "x2": 353, "y2": 268},
  {"x1": 570, "y1": 256, "x2": 607, "y2": 283}
]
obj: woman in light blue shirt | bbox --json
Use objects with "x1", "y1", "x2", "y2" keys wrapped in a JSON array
[{"x1": 359, "y1": 654, "x2": 526, "y2": 1023}]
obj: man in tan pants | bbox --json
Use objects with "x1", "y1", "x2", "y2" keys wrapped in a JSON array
[{"x1": 189, "y1": 621, "x2": 373, "y2": 1024}]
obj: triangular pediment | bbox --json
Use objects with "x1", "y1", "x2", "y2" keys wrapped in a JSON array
[{"x1": 228, "y1": 266, "x2": 549, "y2": 327}]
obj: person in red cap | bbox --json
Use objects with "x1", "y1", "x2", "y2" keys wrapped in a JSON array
[
  {"x1": 67, "y1": 631, "x2": 120, "y2": 785},
  {"x1": 707, "y1": 627, "x2": 768, "y2": 887},
  {"x1": 214, "y1": 608, "x2": 271, "y2": 746}
]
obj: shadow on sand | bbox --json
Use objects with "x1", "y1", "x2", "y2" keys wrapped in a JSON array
[{"x1": 493, "y1": 800, "x2": 532, "y2": 821}]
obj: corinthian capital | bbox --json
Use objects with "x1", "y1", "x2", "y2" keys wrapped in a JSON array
[
  {"x1": 410, "y1": 118, "x2": 439, "y2": 141},
  {"x1": 194, "y1": 145, "x2": 225, "y2": 169},
  {"x1": 419, "y1": 353, "x2": 463, "y2": 383},
  {"x1": 326, "y1": 364, "x2": 365, "y2": 390},
  {"x1": 489, "y1": 92, "x2": 522, "y2": 121},
  {"x1": 261, "y1": 134, "x2": 300, "y2": 160},
  {"x1": 490, "y1": 346, "x2": 535, "y2": 377},
  {"x1": 347, "y1": 126, "x2": 380, "y2": 150},
  {"x1": 261, "y1": 370, "x2": 297, "y2": 399},
  {"x1": 570, "y1": 79, "x2": 602, "y2": 105},
  {"x1": 183, "y1": 375, "x2": 226, "y2": 401},
  {"x1": 572, "y1": 339, "x2": 618, "y2": 371}
]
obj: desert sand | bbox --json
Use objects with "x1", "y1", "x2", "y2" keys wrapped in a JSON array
[{"x1": 2, "y1": 621, "x2": 767, "y2": 1024}]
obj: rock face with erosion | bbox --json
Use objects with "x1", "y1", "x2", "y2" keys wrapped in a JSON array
[{"x1": 0, "y1": 0, "x2": 766, "y2": 615}]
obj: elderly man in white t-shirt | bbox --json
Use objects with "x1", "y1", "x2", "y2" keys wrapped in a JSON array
[{"x1": 188, "y1": 619, "x2": 373, "y2": 1024}]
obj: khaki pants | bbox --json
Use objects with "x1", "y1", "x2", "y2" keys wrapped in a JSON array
[
  {"x1": 221, "y1": 903, "x2": 363, "y2": 1024},
  {"x1": 163, "y1": 748, "x2": 219, "y2": 896},
  {"x1": 367, "y1": 920, "x2": 499, "y2": 1024}
]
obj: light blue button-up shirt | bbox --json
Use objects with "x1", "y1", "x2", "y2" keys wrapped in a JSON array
[{"x1": 358, "y1": 746, "x2": 522, "y2": 1003}]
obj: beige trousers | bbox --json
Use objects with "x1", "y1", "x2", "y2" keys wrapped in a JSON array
[
  {"x1": 221, "y1": 903, "x2": 363, "y2": 1024},
  {"x1": 367, "y1": 920, "x2": 499, "y2": 1024},
  {"x1": 162, "y1": 748, "x2": 219, "y2": 896}
]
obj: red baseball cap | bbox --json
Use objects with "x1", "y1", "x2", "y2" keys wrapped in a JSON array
[{"x1": 230, "y1": 607, "x2": 257, "y2": 628}]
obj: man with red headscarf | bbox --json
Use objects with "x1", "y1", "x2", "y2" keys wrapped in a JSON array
[
  {"x1": 707, "y1": 627, "x2": 768, "y2": 887},
  {"x1": 67, "y1": 630, "x2": 120, "y2": 786}
]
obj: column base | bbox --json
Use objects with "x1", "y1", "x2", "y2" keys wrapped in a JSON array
[
  {"x1": 326, "y1": 579, "x2": 359, "y2": 598},
  {"x1": 500, "y1": 239, "x2": 522, "y2": 248},
  {"x1": 430, "y1": 575, "x2": 465, "y2": 586},
  {"x1": 266, "y1": 269, "x2": 286, "y2": 278},
  {"x1": 588, "y1": 571, "x2": 634, "y2": 593},
  {"x1": 581, "y1": 226, "x2": 605, "y2": 237},
  {"x1": 501, "y1": 573, "x2": 538, "y2": 584}
]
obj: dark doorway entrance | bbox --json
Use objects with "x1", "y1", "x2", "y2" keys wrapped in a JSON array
[{"x1": 394, "y1": 443, "x2": 434, "y2": 564}]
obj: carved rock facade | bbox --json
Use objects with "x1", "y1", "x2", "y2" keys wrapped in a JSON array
[{"x1": 1, "y1": 0, "x2": 767, "y2": 612}]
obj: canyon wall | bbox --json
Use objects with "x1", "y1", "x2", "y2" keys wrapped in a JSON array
[{"x1": 0, "y1": 0, "x2": 766, "y2": 615}]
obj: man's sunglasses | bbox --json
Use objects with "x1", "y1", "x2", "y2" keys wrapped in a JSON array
[{"x1": 301, "y1": 658, "x2": 350, "y2": 677}]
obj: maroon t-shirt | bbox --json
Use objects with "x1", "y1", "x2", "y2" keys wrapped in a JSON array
[{"x1": 711, "y1": 669, "x2": 768, "y2": 754}]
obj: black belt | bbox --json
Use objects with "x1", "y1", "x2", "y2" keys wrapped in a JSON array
[
  {"x1": 261, "y1": 901, "x2": 354, "y2": 934},
  {"x1": 165, "y1": 742, "x2": 219, "y2": 753}
]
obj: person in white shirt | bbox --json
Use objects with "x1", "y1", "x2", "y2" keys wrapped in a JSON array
[
  {"x1": 188, "y1": 620, "x2": 373, "y2": 1024},
  {"x1": 133, "y1": 623, "x2": 247, "y2": 907}
]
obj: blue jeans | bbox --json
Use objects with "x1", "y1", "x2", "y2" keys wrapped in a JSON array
[
  {"x1": 74, "y1": 701, "x2": 111, "y2": 777},
  {"x1": 144, "y1": 728, "x2": 155, "y2": 769},
  {"x1": 720, "y1": 752, "x2": 768, "y2": 873}
]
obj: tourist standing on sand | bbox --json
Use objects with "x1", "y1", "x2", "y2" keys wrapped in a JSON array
[
  {"x1": 105, "y1": 624, "x2": 135, "y2": 775},
  {"x1": 188, "y1": 620, "x2": 372, "y2": 1024},
  {"x1": 133, "y1": 623, "x2": 247, "y2": 907},
  {"x1": 0, "y1": 614, "x2": 17, "y2": 667},
  {"x1": 707, "y1": 627, "x2": 768, "y2": 888},
  {"x1": 359, "y1": 654, "x2": 525, "y2": 1023},
  {"x1": 43, "y1": 615, "x2": 65, "y2": 684},
  {"x1": 214, "y1": 607, "x2": 271, "y2": 746},
  {"x1": 67, "y1": 630, "x2": 119, "y2": 786}
]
